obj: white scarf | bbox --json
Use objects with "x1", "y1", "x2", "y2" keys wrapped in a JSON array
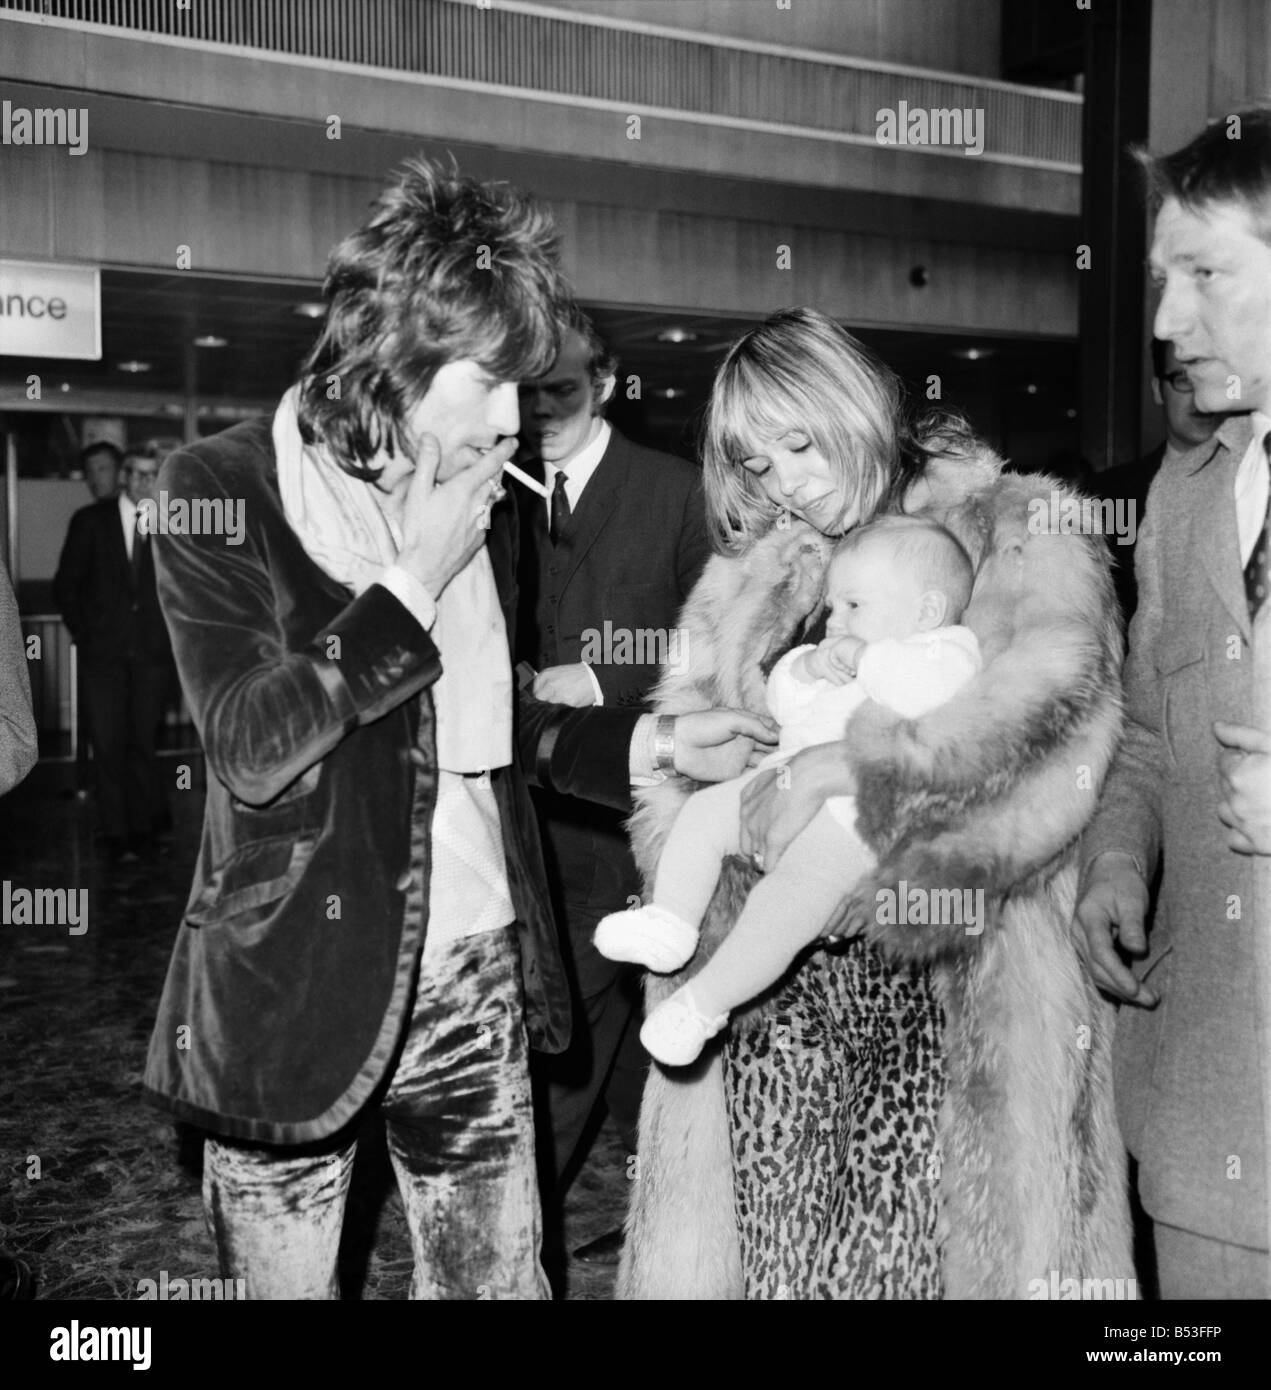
[{"x1": 272, "y1": 387, "x2": 511, "y2": 774}]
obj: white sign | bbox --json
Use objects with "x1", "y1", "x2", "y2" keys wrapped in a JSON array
[{"x1": 0, "y1": 260, "x2": 101, "y2": 360}]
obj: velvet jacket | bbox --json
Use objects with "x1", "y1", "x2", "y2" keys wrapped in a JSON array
[{"x1": 142, "y1": 418, "x2": 642, "y2": 1145}]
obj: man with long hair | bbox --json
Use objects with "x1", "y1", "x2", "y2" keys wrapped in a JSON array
[{"x1": 143, "y1": 158, "x2": 770, "y2": 1298}]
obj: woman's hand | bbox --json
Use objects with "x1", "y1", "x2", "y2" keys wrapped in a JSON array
[{"x1": 738, "y1": 740, "x2": 855, "y2": 871}]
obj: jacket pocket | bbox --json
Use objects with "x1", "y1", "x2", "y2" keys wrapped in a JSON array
[
  {"x1": 184, "y1": 834, "x2": 316, "y2": 933},
  {"x1": 1159, "y1": 639, "x2": 1205, "y2": 767}
]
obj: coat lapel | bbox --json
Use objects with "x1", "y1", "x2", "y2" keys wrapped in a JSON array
[{"x1": 1191, "y1": 417, "x2": 1254, "y2": 643}]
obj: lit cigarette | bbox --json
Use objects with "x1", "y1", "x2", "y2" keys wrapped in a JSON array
[{"x1": 502, "y1": 459, "x2": 549, "y2": 498}]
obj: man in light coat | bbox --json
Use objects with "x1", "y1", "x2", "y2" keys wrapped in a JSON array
[{"x1": 1077, "y1": 109, "x2": 1271, "y2": 1298}]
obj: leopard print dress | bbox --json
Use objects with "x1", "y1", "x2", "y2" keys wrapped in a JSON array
[{"x1": 722, "y1": 937, "x2": 945, "y2": 1299}]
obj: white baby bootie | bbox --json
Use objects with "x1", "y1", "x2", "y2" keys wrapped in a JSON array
[
  {"x1": 640, "y1": 984, "x2": 729, "y2": 1067},
  {"x1": 593, "y1": 904, "x2": 699, "y2": 974}
]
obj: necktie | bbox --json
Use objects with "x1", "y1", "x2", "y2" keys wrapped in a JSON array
[
  {"x1": 130, "y1": 511, "x2": 146, "y2": 592},
  {"x1": 1244, "y1": 433, "x2": 1270, "y2": 619},
  {"x1": 550, "y1": 470, "x2": 571, "y2": 546}
]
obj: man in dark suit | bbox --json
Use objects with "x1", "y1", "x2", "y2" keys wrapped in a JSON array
[
  {"x1": 54, "y1": 444, "x2": 173, "y2": 862},
  {"x1": 141, "y1": 159, "x2": 769, "y2": 1300},
  {"x1": 1077, "y1": 110, "x2": 1271, "y2": 1297},
  {"x1": 80, "y1": 439, "x2": 122, "y2": 502},
  {"x1": 515, "y1": 308, "x2": 712, "y2": 1256},
  {"x1": 1098, "y1": 336, "x2": 1221, "y2": 617}
]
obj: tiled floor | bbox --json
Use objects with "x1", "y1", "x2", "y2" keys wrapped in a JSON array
[{"x1": 0, "y1": 759, "x2": 627, "y2": 1301}]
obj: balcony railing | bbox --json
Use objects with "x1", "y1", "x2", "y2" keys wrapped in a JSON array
[{"x1": 1, "y1": 0, "x2": 1081, "y2": 170}]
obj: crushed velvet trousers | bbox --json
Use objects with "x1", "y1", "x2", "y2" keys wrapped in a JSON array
[{"x1": 202, "y1": 922, "x2": 549, "y2": 1300}]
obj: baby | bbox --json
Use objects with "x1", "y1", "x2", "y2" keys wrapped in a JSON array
[{"x1": 595, "y1": 514, "x2": 983, "y2": 1066}]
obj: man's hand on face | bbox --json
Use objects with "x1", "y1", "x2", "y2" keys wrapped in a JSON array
[
  {"x1": 1215, "y1": 721, "x2": 1271, "y2": 855},
  {"x1": 532, "y1": 663, "x2": 596, "y2": 708},
  {"x1": 395, "y1": 433, "x2": 512, "y2": 600}
]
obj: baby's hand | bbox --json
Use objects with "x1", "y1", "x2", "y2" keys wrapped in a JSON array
[{"x1": 809, "y1": 636, "x2": 864, "y2": 685}]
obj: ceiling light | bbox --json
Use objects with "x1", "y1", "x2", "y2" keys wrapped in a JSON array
[
  {"x1": 59, "y1": 382, "x2": 71, "y2": 393},
  {"x1": 193, "y1": 334, "x2": 228, "y2": 348},
  {"x1": 953, "y1": 347, "x2": 994, "y2": 362},
  {"x1": 294, "y1": 302, "x2": 325, "y2": 319},
  {"x1": 654, "y1": 387, "x2": 686, "y2": 399},
  {"x1": 656, "y1": 327, "x2": 698, "y2": 344},
  {"x1": 1025, "y1": 383, "x2": 1038, "y2": 395},
  {"x1": 117, "y1": 360, "x2": 151, "y2": 373}
]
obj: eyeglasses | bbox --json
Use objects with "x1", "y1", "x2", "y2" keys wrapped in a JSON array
[{"x1": 1161, "y1": 370, "x2": 1194, "y2": 394}]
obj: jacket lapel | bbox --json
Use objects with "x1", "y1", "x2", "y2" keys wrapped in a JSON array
[
  {"x1": 1191, "y1": 417, "x2": 1253, "y2": 643},
  {"x1": 557, "y1": 433, "x2": 629, "y2": 591}
]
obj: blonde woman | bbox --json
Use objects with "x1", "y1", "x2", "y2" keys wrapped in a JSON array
[{"x1": 618, "y1": 307, "x2": 1134, "y2": 1299}]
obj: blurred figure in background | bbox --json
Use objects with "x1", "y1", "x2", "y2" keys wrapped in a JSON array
[
  {"x1": 80, "y1": 440, "x2": 123, "y2": 502},
  {"x1": 54, "y1": 445, "x2": 174, "y2": 864}
]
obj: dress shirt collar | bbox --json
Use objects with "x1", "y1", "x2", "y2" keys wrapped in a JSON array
[
  {"x1": 1234, "y1": 411, "x2": 1271, "y2": 567},
  {"x1": 544, "y1": 418, "x2": 612, "y2": 511}
]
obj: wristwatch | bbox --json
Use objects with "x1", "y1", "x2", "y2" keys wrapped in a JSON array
[{"x1": 652, "y1": 715, "x2": 677, "y2": 774}]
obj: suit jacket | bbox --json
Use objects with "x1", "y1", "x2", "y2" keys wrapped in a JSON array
[
  {"x1": 53, "y1": 497, "x2": 171, "y2": 664},
  {"x1": 142, "y1": 417, "x2": 642, "y2": 1145},
  {"x1": 1083, "y1": 414, "x2": 1270, "y2": 1251},
  {"x1": 515, "y1": 428, "x2": 710, "y2": 917},
  {"x1": 1097, "y1": 442, "x2": 1165, "y2": 618}
]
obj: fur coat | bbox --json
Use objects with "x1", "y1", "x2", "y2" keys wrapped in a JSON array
[{"x1": 617, "y1": 448, "x2": 1136, "y2": 1299}]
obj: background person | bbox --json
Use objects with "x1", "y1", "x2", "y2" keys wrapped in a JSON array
[
  {"x1": 514, "y1": 305, "x2": 710, "y2": 1266},
  {"x1": 1077, "y1": 110, "x2": 1271, "y2": 1299},
  {"x1": 79, "y1": 440, "x2": 122, "y2": 502},
  {"x1": 54, "y1": 445, "x2": 173, "y2": 863},
  {"x1": 1098, "y1": 336, "x2": 1222, "y2": 617}
]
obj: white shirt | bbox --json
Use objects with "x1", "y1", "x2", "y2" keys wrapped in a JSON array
[
  {"x1": 119, "y1": 493, "x2": 138, "y2": 561},
  {"x1": 1235, "y1": 411, "x2": 1271, "y2": 567},
  {"x1": 544, "y1": 418, "x2": 611, "y2": 519},
  {"x1": 544, "y1": 418, "x2": 612, "y2": 705},
  {"x1": 369, "y1": 573, "x2": 515, "y2": 948}
]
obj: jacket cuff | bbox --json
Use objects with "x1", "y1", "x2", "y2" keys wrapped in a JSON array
[{"x1": 309, "y1": 583, "x2": 442, "y2": 726}]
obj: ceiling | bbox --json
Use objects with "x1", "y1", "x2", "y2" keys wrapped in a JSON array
[{"x1": 1, "y1": 268, "x2": 1078, "y2": 470}]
